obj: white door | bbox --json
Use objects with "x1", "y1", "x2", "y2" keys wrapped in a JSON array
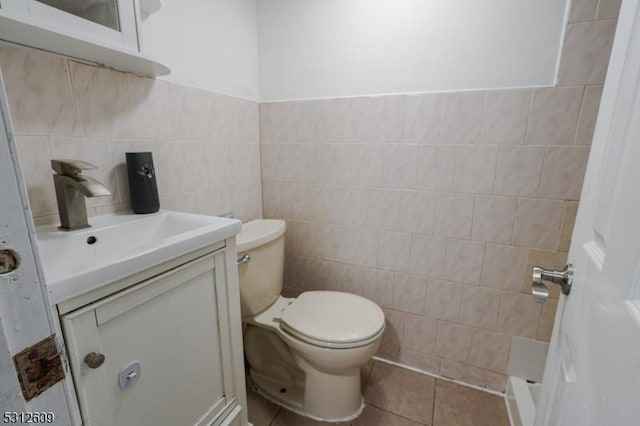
[
  {"x1": 0, "y1": 69, "x2": 74, "y2": 418},
  {"x1": 535, "y1": 1, "x2": 640, "y2": 425}
]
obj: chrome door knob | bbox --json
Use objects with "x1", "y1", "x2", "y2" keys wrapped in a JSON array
[
  {"x1": 531, "y1": 264, "x2": 573, "y2": 304},
  {"x1": 84, "y1": 352, "x2": 106, "y2": 369}
]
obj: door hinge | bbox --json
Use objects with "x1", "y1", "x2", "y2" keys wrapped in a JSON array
[{"x1": 12, "y1": 335, "x2": 65, "y2": 401}]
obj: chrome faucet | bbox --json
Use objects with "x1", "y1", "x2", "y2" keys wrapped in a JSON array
[{"x1": 51, "y1": 159, "x2": 111, "y2": 231}]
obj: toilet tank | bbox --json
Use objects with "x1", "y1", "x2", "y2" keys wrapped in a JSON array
[{"x1": 236, "y1": 219, "x2": 286, "y2": 316}]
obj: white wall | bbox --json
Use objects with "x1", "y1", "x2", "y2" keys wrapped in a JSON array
[
  {"x1": 257, "y1": 0, "x2": 569, "y2": 101},
  {"x1": 142, "y1": 0, "x2": 259, "y2": 100}
]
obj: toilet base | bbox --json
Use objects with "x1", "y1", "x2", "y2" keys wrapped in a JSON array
[
  {"x1": 248, "y1": 372, "x2": 365, "y2": 423},
  {"x1": 243, "y1": 324, "x2": 369, "y2": 422}
]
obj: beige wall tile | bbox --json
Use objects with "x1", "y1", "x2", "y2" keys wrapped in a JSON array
[
  {"x1": 440, "y1": 360, "x2": 487, "y2": 388},
  {"x1": 380, "y1": 144, "x2": 418, "y2": 189},
  {"x1": 15, "y1": 136, "x2": 56, "y2": 216},
  {"x1": 513, "y1": 198, "x2": 564, "y2": 250},
  {"x1": 259, "y1": 101, "x2": 301, "y2": 144},
  {"x1": 393, "y1": 274, "x2": 427, "y2": 314},
  {"x1": 0, "y1": 45, "x2": 78, "y2": 136},
  {"x1": 494, "y1": 146, "x2": 545, "y2": 196},
  {"x1": 327, "y1": 262, "x2": 364, "y2": 294},
  {"x1": 399, "y1": 349, "x2": 441, "y2": 375},
  {"x1": 416, "y1": 145, "x2": 456, "y2": 191},
  {"x1": 171, "y1": 84, "x2": 219, "y2": 141},
  {"x1": 220, "y1": 96, "x2": 260, "y2": 144},
  {"x1": 486, "y1": 371, "x2": 509, "y2": 393},
  {"x1": 289, "y1": 221, "x2": 324, "y2": 258},
  {"x1": 459, "y1": 286, "x2": 501, "y2": 330},
  {"x1": 434, "y1": 193, "x2": 475, "y2": 239},
  {"x1": 382, "y1": 309, "x2": 406, "y2": 347},
  {"x1": 375, "y1": 343, "x2": 401, "y2": 362},
  {"x1": 482, "y1": 89, "x2": 531, "y2": 145},
  {"x1": 351, "y1": 145, "x2": 383, "y2": 187},
  {"x1": 398, "y1": 190, "x2": 437, "y2": 235},
  {"x1": 558, "y1": 20, "x2": 617, "y2": 86},
  {"x1": 363, "y1": 269, "x2": 395, "y2": 308},
  {"x1": 320, "y1": 145, "x2": 353, "y2": 185},
  {"x1": 155, "y1": 141, "x2": 191, "y2": 196},
  {"x1": 127, "y1": 75, "x2": 172, "y2": 139},
  {"x1": 442, "y1": 239, "x2": 484, "y2": 284},
  {"x1": 496, "y1": 293, "x2": 542, "y2": 338},
  {"x1": 365, "y1": 189, "x2": 402, "y2": 230},
  {"x1": 575, "y1": 86, "x2": 603, "y2": 145},
  {"x1": 354, "y1": 95, "x2": 405, "y2": 143},
  {"x1": 425, "y1": 279, "x2": 462, "y2": 322},
  {"x1": 471, "y1": 195, "x2": 517, "y2": 244},
  {"x1": 409, "y1": 235, "x2": 447, "y2": 277},
  {"x1": 441, "y1": 92, "x2": 485, "y2": 144},
  {"x1": 526, "y1": 87, "x2": 583, "y2": 145},
  {"x1": 453, "y1": 145, "x2": 498, "y2": 193},
  {"x1": 403, "y1": 93, "x2": 443, "y2": 144},
  {"x1": 539, "y1": 146, "x2": 590, "y2": 200},
  {"x1": 71, "y1": 62, "x2": 132, "y2": 137},
  {"x1": 377, "y1": 231, "x2": 411, "y2": 273},
  {"x1": 596, "y1": 0, "x2": 622, "y2": 19},
  {"x1": 403, "y1": 314, "x2": 439, "y2": 354},
  {"x1": 569, "y1": 0, "x2": 598, "y2": 22},
  {"x1": 435, "y1": 321, "x2": 474, "y2": 362},
  {"x1": 331, "y1": 226, "x2": 378, "y2": 267},
  {"x1": 481, "y1": 244, "x2": 529, "y2": 293},
  {"x1": 284, "y1": 255, "x2": 310, "y2": 290},
  {"x1": 468, "y1": 329, "x2": 511, "y2": 373},
  {"x1": 558, "y1": 201, "x2": 579, "y2": 252}
]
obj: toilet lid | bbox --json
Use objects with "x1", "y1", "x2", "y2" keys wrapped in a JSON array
[{"x1": 279, "y1": 291, "x2": 385, "y2": 348}]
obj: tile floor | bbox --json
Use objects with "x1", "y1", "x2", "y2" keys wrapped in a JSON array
[{"x1": 246, "y1": 360, "x2": 510, "y2": 426}]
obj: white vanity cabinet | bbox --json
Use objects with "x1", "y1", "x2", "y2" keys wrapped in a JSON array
[{"x1": 57, "y1": 243, "x2": 246, "y2": 426}]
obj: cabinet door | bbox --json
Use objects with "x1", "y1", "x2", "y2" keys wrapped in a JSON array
[
  {"x1": 1, "y1": 0, "x2": 139, "y2": 50},
  {"x1": 62, "y1": 253, "x2": 237, "y2": 426}
]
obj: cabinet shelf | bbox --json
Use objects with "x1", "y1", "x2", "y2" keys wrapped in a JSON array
[{"x1": 0, "y1": 12, "x2": 170, "y2": 77}]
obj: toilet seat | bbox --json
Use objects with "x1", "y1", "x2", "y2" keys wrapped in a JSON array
[{"x1": 278, "y1": 291, "x2": 385, "y2": 349}]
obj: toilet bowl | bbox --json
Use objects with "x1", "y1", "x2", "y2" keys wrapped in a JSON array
[{"x1": 236, "y1": 219, "x2": 385, "y2": 422}]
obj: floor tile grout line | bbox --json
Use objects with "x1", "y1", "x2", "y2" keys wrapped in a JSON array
[
  {"x1": 268, "y1": 406, "x2": 282, "y2": 426},
  {"x1": 362, "y1": 401, "x2": 428, "y2": 425},
  {"x1": 362, "y1": 403, "x2": 429, "y2": 425}
]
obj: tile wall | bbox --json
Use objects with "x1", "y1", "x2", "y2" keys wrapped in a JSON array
[
  {"x1": 259, "y1": 0, "x2": 619, "y2": 392},
  {"x1": 0, "y1": 43, "x2": 263, "y2": 225}
]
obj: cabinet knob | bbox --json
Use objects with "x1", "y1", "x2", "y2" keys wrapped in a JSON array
[{"x1": 84, "y1": 352, "x2": 105, "y2": 369}]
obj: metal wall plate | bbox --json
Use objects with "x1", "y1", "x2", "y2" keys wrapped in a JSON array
[
  {"x1": 119, "y1": 361, "x2": 142, "y2": 390},
  {"x1": 12, "y1": 335, "x2": 65, "y2": 401}
]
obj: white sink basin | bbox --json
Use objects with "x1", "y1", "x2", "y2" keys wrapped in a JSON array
[{"x1": 36, "y1": 210, "x2": 241, "y2": 304}]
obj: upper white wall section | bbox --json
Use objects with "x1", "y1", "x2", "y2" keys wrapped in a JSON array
[
  {"x1": 141, "y1": 0, "x2": 259, "y2": 100},
  {"x1": 257, "y1": 0, "x2": 569, "y2": 101}
]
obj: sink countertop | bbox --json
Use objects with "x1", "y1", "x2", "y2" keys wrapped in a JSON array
[{"x1": 36, "y1": 210, "x2": 242, "y2": 304}]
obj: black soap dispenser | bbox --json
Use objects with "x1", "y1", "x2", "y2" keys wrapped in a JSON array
[{"x1": 126, "y1": 152, "x2": 160, "y2": 214}]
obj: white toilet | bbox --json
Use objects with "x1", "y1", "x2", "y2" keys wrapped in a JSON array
[{"x1": 236, "y1": 219, "x2": 385, "y2": 422}]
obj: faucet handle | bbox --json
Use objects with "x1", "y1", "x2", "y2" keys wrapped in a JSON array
[{"x1": 51, "y1": 159, "x2": 98, "y2": 175}]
